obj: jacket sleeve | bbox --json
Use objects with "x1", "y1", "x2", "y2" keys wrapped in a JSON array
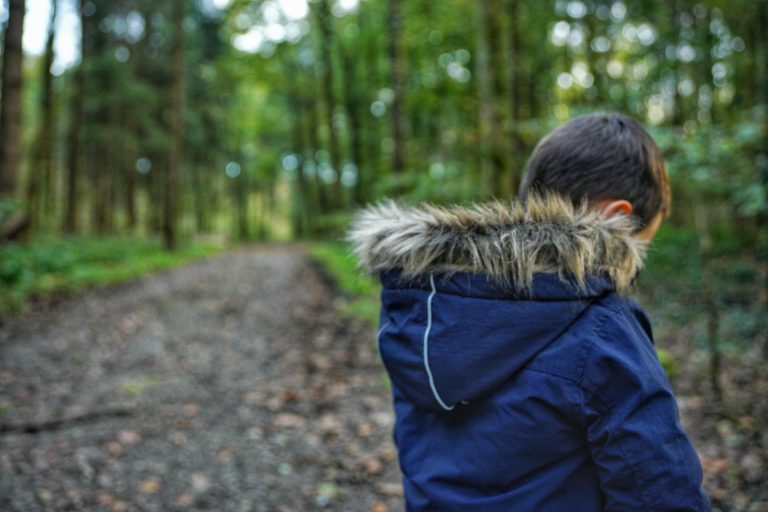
[{"x1": 578, "y1": 305, "x2": 711, "y2": 511}]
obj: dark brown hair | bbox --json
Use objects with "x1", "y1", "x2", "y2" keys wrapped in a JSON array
[{"x1": 518, "y1": 113, "x2": 670, "y2": 228}]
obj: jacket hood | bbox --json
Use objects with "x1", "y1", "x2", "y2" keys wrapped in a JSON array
[
  {"x1": 348, "y1": 194, "x2": 648, "y2": 412},
  {"x1": 348, "y1": 193, "x2": 646, "y2": 293}
]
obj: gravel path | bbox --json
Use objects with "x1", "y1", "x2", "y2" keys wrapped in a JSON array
[{"x1": 0, "y1": 246, "x2": 402, "y2": 512}]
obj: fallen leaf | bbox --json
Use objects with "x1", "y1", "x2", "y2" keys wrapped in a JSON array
[
  {"x1": 139, "y1": 478, "x2": 160, "y2": 494},
  {"x1": 361, "y1": 457, "x2": 383, "y2": 475},
  {"x1": 244, "y1": 391, "x2": 264, "y2": 405},
  {"x1": 177, "y1": 492, "x2": 194, "y2": 507},
  {"x1": 111, "y1": 500, "x2": 129, "y2": 512},
  {"x1": 319, "y1": 413, "x2": 342, "y2": 434},
  {"x1": 280, "y1": 389, "x2": 300, "y2": 403},
  {"x1": 371, "y1": 501, "x2": 389, "y2": 512},
  {"x1": 700, "y1": 456, "x2": 728, "y2": 473},
  {"x1": 217, "y1": 449, "x2": 233, "y2": 462},
  {"x1": 379, "y1": 448, "x2": 397, "y2": 462},
  {"x1": 357, "y1": 423, "x2": 374, "y2": 437},
  {"x1": 118, "y1": 430, "x2": 141, "y2": 446},
  {"x1": 98, "y1": 493, "x2": 118, "y2": 507},
  {"x1": 273, "y1": 413, "x2": 306, "y2": 429},
  {"x1": 376, "y1": 482, "x2": 404, "y2": 497},
  {"x1": 170, "y1": 431, "x2": 187, "y2": 446}
]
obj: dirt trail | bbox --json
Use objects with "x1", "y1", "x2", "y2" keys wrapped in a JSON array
[{"x1": 0, "y1": 246, "x2": 402, "y2": 512}]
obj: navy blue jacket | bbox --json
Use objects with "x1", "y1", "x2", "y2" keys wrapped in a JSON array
[
  {"x1": 377, "y1": 271, "x2": 710, "y2": 511},
  {"x1": 350, "y1": 196, "x2": 710, "y2": 511}
]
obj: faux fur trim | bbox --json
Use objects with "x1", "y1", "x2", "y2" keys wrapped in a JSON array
[{"x1": 348, "y1": 194, "x2": 647, "y2": 293}]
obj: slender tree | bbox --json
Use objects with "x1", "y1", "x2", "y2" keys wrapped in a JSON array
[
  {"x1": 164, "y1": 0, "x2": 186, "y2": 249},
  {"x1": 27, "y1": 0, "x2": 58, "y2": 228},
  {"x1": 340, "y1": 45, "x2": 365, "y2": 204},
  {"x1": 63, "y1": 0, "x2": 87, "y2": 233},
  {"x1": 387, "y1": 0, "x2": 406, "y2": 177},
  {"x1": 757, "y1": 0, "x2": 768, "y2": 358},
  {"x1": 313, "y1": 0, "x2": 343, "y2": 208},
  {"x1": 0, "y1": 0, "x2": 26, "y2": 200},
  {"x1": 476, "y1": 0, "x2": 508, "y2": 196}
]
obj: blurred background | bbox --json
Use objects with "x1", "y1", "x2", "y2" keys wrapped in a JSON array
[{"x1": 0, "y1": 0, "x2": 767, "y2": 510}]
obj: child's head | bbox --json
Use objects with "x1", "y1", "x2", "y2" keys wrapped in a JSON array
[{"x1": 518, "y1": 113, "x2": 670, "y2": 239}]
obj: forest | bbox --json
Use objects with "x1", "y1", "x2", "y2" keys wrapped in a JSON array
[{"x1": 1, "y1": 0, "x2": 767, "y2": 510}]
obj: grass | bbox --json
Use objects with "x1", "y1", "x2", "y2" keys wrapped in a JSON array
[
  {"x1": 308, "y1": 242, "x2": 380, "y2": 325},
  {"x1": 0, "y1": 236, "x2": 224, "y2": 315}
]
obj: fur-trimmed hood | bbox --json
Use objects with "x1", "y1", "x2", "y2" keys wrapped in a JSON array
[
  {"x1": 349, "y1": 193, "x2": 647, "y2": 293},
  {"x1": 351, "y1": 196, "x2": 708, "y2": 511}
]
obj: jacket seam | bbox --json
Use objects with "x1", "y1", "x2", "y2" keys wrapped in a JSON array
[
  {"x1": 521, "y1": 366, "x2": 581, "y2": 384},
  {"x1": 577, "y1": 296, "x2": 612, "y2": 388},
  {"x1": 383, "y1": 283, "x2": 598, "y2": 303},
  {"x1": 581, "y1": 297, "x2": 655, "y2": 511}
]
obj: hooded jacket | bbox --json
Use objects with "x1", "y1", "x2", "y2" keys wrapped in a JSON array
[{"x1": 349, "y1": 194, "x2": 710, "y2": 512}]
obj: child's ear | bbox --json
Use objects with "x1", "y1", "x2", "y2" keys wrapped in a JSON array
[{"x1": 597, "y1": 199, "x2": 634, "y2": 218}]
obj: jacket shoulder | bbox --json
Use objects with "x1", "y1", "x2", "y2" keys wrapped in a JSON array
[
  {"x1": 578, "y1": 295, "x2": 668, "y2": 408},
  {"x1": 524, "y1": 293, "x2": 625, "y2": 384}
]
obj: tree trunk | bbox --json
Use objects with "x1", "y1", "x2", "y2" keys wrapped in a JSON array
[
  {"x1": 89, "y1": 7, "x2": 111, "y2": 235},
  {"x1": 314, "y1": 0, "x2": 343, "y2": 209},
  {"x1": 0, "y1": 0, "x2": 26, "y2": 199},
  {"x1": 306, "y1": 96, "x2": 328, "y2": 214},
  {"x1": 282, "y1": 58, "x2": 312, "y2": 237},
  {"x1": 668, "y1": 1, "x2": 685, "y2": 125},
  {"x1": 291, "y1": 105, "x2": 310, "y2": 237},
  {"x1": 340, "y1": 46, "x2": 365, "y2": 204},
  {"x1": 232, "y1": 158, "x2": 249, "y2": 241},
  {"x1": 506, "y1": 0, "x2": 523, "y2": 193},
  {"x1": 757, "y1": 0, "x2": 768, "y2": 359},
  {"x1": 388, "y1": 0, "x2": 406, "y2": 178},
  {"x1": 361, "y1": 5, "x2": 382, "y2": 186},
  {"x1": 476, "y1": 0, "x2": 508, "y2": 197},
  {"x1": 124, "y1": 110, "x2": 138, "y2": 231},
  {"x1": 695, "y1": 203, "x2": 722, "y2": 399},
  {"x1": 63, "y1": 0, "x2": 87, "y2": 234},
  {"x1": 27, "y1": 0, "x2": 58, "y2": 229},
  {"x1": 164, "y1": 0, "x2": 186, "y2": 250}
]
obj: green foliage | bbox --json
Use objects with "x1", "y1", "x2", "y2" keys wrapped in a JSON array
[
  {"x1": 641, "y1": 224, "x2": 701, "y2": 286},
  {"x1": 0, "y1": 198, "x2": 22, "y2": 226},
  {"x1": 652, "y1": 115, "x2": 765, "y2": 207},
  {"x1": 0, "y1": 237, "x2": 223, "y2": 315},
  {"x1": 656, "y1": 349, "x2": 677, "y2": 380},
  {"x1": 307, "y1": 212, "x2": 355, "y2": 239},
  {"x1": 638, "y1": 223, "x2": 764, "y2": 358},
  {"x1": 308, "y1": 242, "x2": 380, "y2": 325}
]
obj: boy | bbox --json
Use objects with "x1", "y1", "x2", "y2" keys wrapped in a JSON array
[{"x1": 350, "y1": 114, "x2": 710, "y2": 511}]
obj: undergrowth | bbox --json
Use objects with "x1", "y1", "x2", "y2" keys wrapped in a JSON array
[
  {"x1": 308, "y1": 242, "x2": 380, "y2": 326},
  {"x1": 0, "y1": 236, "x2": 223, "y2": 315}
]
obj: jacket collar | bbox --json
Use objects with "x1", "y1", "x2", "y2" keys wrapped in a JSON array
[{"x1": 348, "y1": 193, "x2": 647, "y2": 293}]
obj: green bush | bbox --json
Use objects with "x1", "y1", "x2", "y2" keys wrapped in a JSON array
[{"x1": 0, "y1": 237, "x2": 222, "y2": 315}]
